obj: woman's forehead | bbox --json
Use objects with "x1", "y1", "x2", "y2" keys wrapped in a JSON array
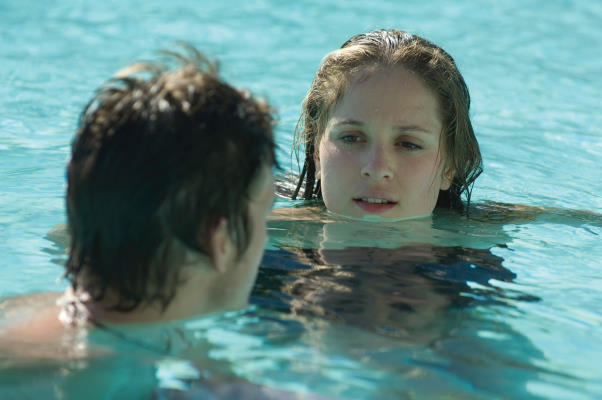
[{"x1": 328, "y1": 68, "x2": 442, "y2": 132}]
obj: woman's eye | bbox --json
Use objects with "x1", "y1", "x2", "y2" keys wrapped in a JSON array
[
  {"x1": 340, "y1": 134, "x2": 363, "y2": 144},
  {"x1": 398, "y1": 141, "x2": 422, "y2": 151}
]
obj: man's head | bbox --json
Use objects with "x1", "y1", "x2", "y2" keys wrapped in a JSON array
[{"x1": 65, "y1": 47, "x2": 276, "y2": 312}]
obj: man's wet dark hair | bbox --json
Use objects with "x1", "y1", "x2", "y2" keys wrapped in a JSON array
[{"x1": 65, "y1": 46, "x2": 276, "y2": 312}]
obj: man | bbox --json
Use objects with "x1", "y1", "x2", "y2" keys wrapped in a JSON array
[{"x1": 1, "y1": 46, "x2": 276, "y2": 340}]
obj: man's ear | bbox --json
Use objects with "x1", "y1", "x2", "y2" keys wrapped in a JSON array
[
  {"x1": 209, "y1": 218, "x2": 234, "y2": 273},
  {"x1": 440, "y1": 166, "x2": 455, "y2": 191}
]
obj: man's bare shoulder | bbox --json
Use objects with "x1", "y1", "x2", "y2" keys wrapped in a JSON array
[
  {"x1": 0, "y1": 292, "x2": 72, "y2": 358},
  {"x1": 0, "y1": 292, "x2": 62, "y2": 320}
]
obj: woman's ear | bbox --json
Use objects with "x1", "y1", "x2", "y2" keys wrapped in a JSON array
[
  {"x1": 209, "y1": 218, "x2": 234, "y2": 273},
  {"x1": 313, "y1": 151, "x2": 321, "y2": 179},
  {"x1": 440, "y1": 166, "x2": 455, "y2": 191}
]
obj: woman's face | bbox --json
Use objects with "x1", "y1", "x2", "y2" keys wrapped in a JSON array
[{"x1": 316, "y1": 68, "x2": 452, "y2": 219}]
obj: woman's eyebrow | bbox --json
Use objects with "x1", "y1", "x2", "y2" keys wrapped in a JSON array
[
  {"x1": 330, "y1": 118, "x2": 365, "y2": 127},
  {"x1": 332, "y1": 119, "x2": 434, "y2": 134},
  {"x1": 393, "y1": 125, "x2": 433, "y2": 134}
]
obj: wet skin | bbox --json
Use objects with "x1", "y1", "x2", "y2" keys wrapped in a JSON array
[{"x1": 316, "y1": 67, "x2": 453, "y2": 219}]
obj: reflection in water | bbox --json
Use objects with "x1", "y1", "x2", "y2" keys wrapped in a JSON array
[
  {"x1": 264, "y1": 207, "x2": 540, "y2": 338},
  {"x1": 252, "y1": 208, "x2": 556, "y2": 399},
  {"x1": 253, "y1": 246, "x2": 546, "y2": 399},
  {"x1": 256, "y1": 245, "x2": 538, "y2": 341},
  {"x1": 0, "y1": 310, "x2": 323, "y2": 399},
  {"x1": 8, "y1": 203, "x2": 596, "y2": 398}
]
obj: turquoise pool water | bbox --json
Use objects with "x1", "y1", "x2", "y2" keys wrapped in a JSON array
[{"x1": 1, "y1": 0, "x2": 601, "y2": 398}]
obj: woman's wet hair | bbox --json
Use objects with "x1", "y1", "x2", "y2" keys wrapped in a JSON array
[
  {"x1": 293, "y1": 29, "x2": 482, "y2": 211},
  {"x1": 66, "y1": 46, "x2": 277, "y2": 312}
]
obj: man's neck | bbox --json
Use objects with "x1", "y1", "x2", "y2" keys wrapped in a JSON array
[{"x1": 67, "y1": 265, "x2": 246, "y2": 325}]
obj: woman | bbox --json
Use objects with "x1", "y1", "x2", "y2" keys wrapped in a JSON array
[{"x1": 291, "y1": 29, "x2": 482, "y2": 219}]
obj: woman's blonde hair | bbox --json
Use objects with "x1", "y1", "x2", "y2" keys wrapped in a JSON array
[{"x1": 292, "y1": 29, "x2": 482, "y2": 211}]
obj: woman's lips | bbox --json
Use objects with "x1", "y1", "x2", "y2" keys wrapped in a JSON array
[{"x1": 353, "y1": 198, "x2": 397, "y2": 214}]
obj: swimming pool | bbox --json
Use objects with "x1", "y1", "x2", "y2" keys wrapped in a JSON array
[{"x1": 1, "y1": 0, "x2": 601, "y2": 398}]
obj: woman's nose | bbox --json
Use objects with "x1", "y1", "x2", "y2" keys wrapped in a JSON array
[{"x1": 360, "y1": 145, "x2": 393, "y2": 180}]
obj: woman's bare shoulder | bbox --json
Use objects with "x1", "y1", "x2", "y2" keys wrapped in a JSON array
[
  {"x1": 270, "y1": 205, "x2": 334, "y2": 221},
  {"x1": 471, "y1": 201, "x2": 602, "y2": 226}
]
